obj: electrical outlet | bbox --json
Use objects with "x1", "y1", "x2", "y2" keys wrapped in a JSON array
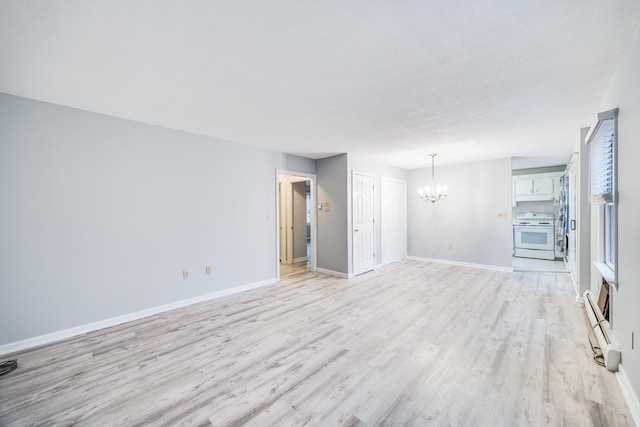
[
  {"x1": 205, "y1": 266, "x2": 212, "y2": 275},
  {"x1": 448, "y1": 243, "x2": 453, "y2": 250},
  {"x1": 183, "y1": 270, "x2": 189, "y2": 280},
  {"x1": 497, "y1": 212, "x2": 508, "y2": 219}
]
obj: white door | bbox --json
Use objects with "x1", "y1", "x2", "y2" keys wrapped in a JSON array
[
  {"x1": 353, "y1": 172, "x2": 375, "y2": 275},
  {"x1": 381, "y1": 178, "x2": 406, "y2": 265}
]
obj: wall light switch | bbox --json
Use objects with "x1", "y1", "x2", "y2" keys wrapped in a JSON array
[
  {"x1": 205, "y1": 266, "x2": 212, "y2": 275},
  {"x1": 183, "y1": 270, "x2": 189, "y2": 280}
]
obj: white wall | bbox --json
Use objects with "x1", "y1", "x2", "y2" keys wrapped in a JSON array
[
  {"x1": 0, "y1": 93, "x2": 315, "y2": 346},
  {"x1": 592, "y1": 24, "x2": 640, "y2": 404},
  {"x1": 408, "y1": 157, "x2": 513, "y2": 269}
]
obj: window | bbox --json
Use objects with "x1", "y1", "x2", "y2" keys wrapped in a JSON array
[
  {"x1": 604, "y1": 203, "x2": 615, "y2": 269},
  {"x1": 586, "y1": 108, "x2": 618, "y2": 286}
]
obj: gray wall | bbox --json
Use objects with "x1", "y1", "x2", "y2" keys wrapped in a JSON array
[
  {"x1": 593, "y1": 25, "x2": 640, "y2": 402},
  {"x1": 292, "y1": 181, "x2": 307, "y2": 260},
  {"x1": 0, "y1": 93, "x2": 315, "y2": 345},
  {"x1": 316, "y1": 154, "x2": 348, "y2": 274},
  {"x1": 407, "y1": 157, "x2": 513, "y2": 268}
]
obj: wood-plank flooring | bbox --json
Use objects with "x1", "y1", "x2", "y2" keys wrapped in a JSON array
[{"x1": 0, "y1": 260, "x2": 633, "y2": 426}]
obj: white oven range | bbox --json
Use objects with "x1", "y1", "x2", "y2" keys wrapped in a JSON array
[{"x1": 513, "y1": 212, "x2": 555, "y2": 260}]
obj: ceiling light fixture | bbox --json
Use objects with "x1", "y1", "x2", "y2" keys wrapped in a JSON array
[{"x1": 419, "y1": 154, "x2": 448, "y2": 204}]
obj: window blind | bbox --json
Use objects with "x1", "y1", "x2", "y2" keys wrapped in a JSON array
[{"x1": 586, "y1": 109, "x2": 618, "y2": 204}]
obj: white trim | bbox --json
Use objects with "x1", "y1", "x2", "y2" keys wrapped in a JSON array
[
  {"x1": 0, "y1": 278, "x2": 276, "y2": 356},
  {"x1": 406, "y1": 256, "x2": 513, "y2": 272},
  {"x1": 594, "y1": 261, "x2": 617, "y2": 285},
  {"x1": 569, "y1": 267, "x2": 579, "y2": 298},
  {"x1": 616, "y1": 363, "x2": 640, "y2": 427},
  {"x1": 316, "y1": 267, "x2": 354, "y2": 279},
  {"x1": 292, "y1": 256, "x2": 308, "y2": 263}
]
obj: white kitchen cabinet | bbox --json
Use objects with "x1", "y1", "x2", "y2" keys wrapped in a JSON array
[
  {"x1": 514, "y1": 178, "x2": 535, "y2": 197},
  {"x1": 513, "y1": 173, "x2": 559, "y2": 202}
]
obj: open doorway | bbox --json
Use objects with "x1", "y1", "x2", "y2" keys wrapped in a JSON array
[{"x1": 276, "y1": 170, "x2": 317, "y2": 279}]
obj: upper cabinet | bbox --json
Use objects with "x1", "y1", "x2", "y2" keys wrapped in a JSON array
[{"x1": 513, "y1": 173, "x2": 562, "y2": 203}]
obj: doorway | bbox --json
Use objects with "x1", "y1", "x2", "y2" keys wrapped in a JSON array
[{"x1": 276, "y1": 170, "x2": 317, "y2": 279}]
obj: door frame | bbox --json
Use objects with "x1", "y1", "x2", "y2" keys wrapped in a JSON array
[{"x1": 276, "y1": 169, "x2": 317, "y2": 280}]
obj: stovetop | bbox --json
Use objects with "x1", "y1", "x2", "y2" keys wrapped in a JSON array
[{"x1": 514, "y1": 212, "x2": 555, "y2": 225}]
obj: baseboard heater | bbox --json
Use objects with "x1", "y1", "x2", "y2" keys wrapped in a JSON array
[{"x1": 584, "y1": 286, "x2": 620, "y2": 372}]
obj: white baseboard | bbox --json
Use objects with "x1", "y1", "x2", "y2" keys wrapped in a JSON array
[
  {"x1": 316, "y1": 267, "x2": 353, "y2": 279},
  {"x1": 406, "y1": 256, "x2": 513, "y2": 272},
  {"x1": 292, "y1": 256, "x2": 308, "y2": 263},
  {"x1": 0, "y1": 278, "x2": 277, "y2": 356},
  {"x1": 617, "y1": 363, "x2": 640, "y2": 427}
]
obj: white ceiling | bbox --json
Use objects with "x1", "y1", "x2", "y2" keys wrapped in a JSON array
[{"x1": 1, "y1": 1, "x2": 638, "y2": 169}]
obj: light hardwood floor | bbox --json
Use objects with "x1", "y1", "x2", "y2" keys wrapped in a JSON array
[{"x1": 0, "y1": 260, "x2": 633, "y2": 426}]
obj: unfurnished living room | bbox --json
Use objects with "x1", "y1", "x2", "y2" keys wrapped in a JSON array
[{"x1": 0, "y1": 1, "x2": 639, "y2": 426}]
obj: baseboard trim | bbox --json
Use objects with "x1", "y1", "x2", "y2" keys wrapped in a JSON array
[
  {"x1": 616, "y1": 363, "x2": 640, "y2": 427},
  {"x1": 316, "y1": 267, "x2": 353, "y2": 279},
  {"x1": 406, "y1": 256, "x2": 513, "y2": 272},
  {"x1": 0, "y1": 278, "x2": 277, "y2": 356},
  {"x1": 293, "y1": 256, "x2": 308, "y2": 263}
]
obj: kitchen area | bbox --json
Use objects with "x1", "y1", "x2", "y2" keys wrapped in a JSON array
[{"x1": 511, "y1": 162, "x2": 568, "y2": 272}]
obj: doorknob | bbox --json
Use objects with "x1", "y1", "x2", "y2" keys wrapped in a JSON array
[{"x1": 354, "y1": 228, "x2": 360, "y2": 232}]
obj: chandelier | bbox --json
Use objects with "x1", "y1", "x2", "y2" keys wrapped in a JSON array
[{"x1": 419, "y1": 154, "x2": 448, "y2": 204}]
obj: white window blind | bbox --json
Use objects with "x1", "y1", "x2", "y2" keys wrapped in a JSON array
[
  {"x1": 586, "y1": 109, "x2": 618, "y2": 204},
  {"x1": 586, "y1": 108, "x2": 618, "y2": 287}
]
